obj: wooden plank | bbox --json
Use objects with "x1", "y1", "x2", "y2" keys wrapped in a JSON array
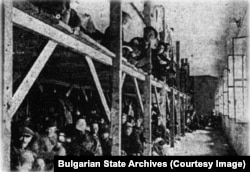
[
  {"x1": 133, "y1": 78, "x2": 144, "y2": 113},
  {"x1": 121, "y1": 73, "x2": 126, "y2": 87},
  {"x1": 143, "y1": 75, "x2": 152, "y2": 155},
  {"x1": 176, "y1": 92, "x2": 181, "y2": 135},
  {"x1": 153, "y1": 86, "x2": 161, "y2": 114},
  {"x1": 40, "y1": 78, "x2": 95, "y2": 90},
  {"x1": 160, "y1": 83, "x2": 167, "y2": 128},
  {"x1": 109, "y1": 0, "x2": 122, "y2": 156},
  {"x1": 170, "y1": 89, "x2": 175, "y2": 147},
  {"x1": 8, "y1": 41, "x2": 57, "y2": 118},
  {"x1": 2, "y1": 0, "x2": 13, "y2": 170},
  {"x1": 85, "y1": 56, "x2": 111, "y2": 121},
  {"x1": 122, "y1": 64, "x2": 145, "y2": 81},
  {"x1": 80, "y1": 87, "x2": 89, "y2": 102}
]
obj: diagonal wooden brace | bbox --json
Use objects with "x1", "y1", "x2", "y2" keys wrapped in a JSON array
[
  {"x1": 133, "y1": 78, "x2": 144, "y2": 113},
  {"x1": 8, "y1": 40, "x2": 57, "y2": 118},
  {"x1": 85, "y1": 56, "x2": 111, "y2": 121}
]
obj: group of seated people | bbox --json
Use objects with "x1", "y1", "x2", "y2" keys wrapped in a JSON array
[
  {"x1": 11, "y1": 89, "x2": 175, "y2": 171},
  {"x1": 11, "y1": 115, "x2": 112, "y2": 171}
]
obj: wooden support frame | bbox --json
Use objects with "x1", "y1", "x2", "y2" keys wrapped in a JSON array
[
  {"x1": 143, "y1": 75, "x2": 152, "y2": 155},
  {"x1": 153, "y1": 86, "x2": 161, "y2": 114},
  {"x1": 86, "y1": 56, "x2": 111, "y2": 121},
  {"x1": 122, "y1": 73, "x2": 126, "y2": 87},
  {"x1": 170, "y1": 89, "x2": 175, "y2": 147},
  {"x1": 0, "y1": 2, "x2": 192, "y2": 163},
  {"x1": 160, "y1": 83, "x2": 167, "y2": 128},
  {"x1": 2, "y1": 0, "x2": 13, "y2": 170},
  {"x1": 110, "y1": 0, "x2": 123, "y2": 156},
  {"x1": 8, "y1": 41, "x2": 57, "y2": 118},
  {"x1": 133, "y1": 78, "x2": 144, "y2": 113}
]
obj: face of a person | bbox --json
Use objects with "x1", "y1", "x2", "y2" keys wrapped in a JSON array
[
  {"x1": 76, "y1": 119, "x2": 87, "y2": 132},
  {"x1": 102, "y1": 132, "x2": 109, "y2": 140},
  {"x1": 158, "y1": 45, "x2": 165, "y2": 54},
  {"x1": 125, "y1": 127, "x2": 133, "y2": 136},
  {"x1": 19, "y1": 135, "x2": 32, "y2": 149},
  {"x1": 100, "y1": 118, "x2": 105, "y2": 124},
  {"x1": 47, "y1": 126, "x2": 57, "y2": 137},
  {"x1": 122, "y1": 17, "x2": 130, "y2": 30},
  {"x1": 92, "y1": 123, "x2": 99, "y2": 134},
  {"x1": 122, "y1": 115, "x2": 127, "y2": 124}
]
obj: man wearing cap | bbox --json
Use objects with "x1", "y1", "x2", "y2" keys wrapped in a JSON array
[
  {"x1": 70, "y1": 118, "x2": 95, "y2": 156},
  {"x1": 11, "y1": 126, "x2": 37, "y2": 170},
  {"x1": 100, "y1": 124, "x2": 112, "y2": 156},
  {"x1": 38, "y1": 120, "x2": 58, "y2": 170},
  {"x1": 121, "y1": 122, "x2": 143, "y2": 156}
]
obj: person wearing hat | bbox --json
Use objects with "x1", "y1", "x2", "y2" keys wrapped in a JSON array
[
  {"x1": 90, "y1": 122, "x2": 103, "y2": 156},
  {"x1": 100, "y1": 124, "x2": 112, "y2": 156},
  {"x1": 121, "y1": 122, "x2": 143, "y2": 156},
  {"x1": 70, "y1": 118, "x2": 95, "y2": 156},
  {"x1": 11, "y1": 126, "x2": 37, "y2": 170},
  {"x1": 38, "y1": 120, "x2": 58, "y2": 170}
]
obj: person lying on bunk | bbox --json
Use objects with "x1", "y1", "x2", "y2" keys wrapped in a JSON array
[
  {"x1": 99, "y1": 125, "x2": 112, "y2": 156},
  {"x1": 30, "y1": 0, "x2": 105, "y2": 42},
  {"x1": 102, "y1": 11, "x2": 132, "y2": 51},
  {"x1": 90, "y1": 122, "x2": 103, "y2": 156},
  {"x1": 121, "y1": 122, "x2": 143, "y2": 156},
  {"x1": 70, "y1": 117, "x2": 96, "y2": 156}
]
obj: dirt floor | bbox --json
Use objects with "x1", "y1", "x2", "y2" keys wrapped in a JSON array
[{"x1": 165, "y1": 127, "x2": 237, "y2": 156}]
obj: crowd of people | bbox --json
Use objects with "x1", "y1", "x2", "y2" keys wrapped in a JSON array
[
  {"x1": 17, "y1": 0, "x2": 191, "y2": 87},
  {"x1": 10, "y1": 1, "x2": 215, "y2": 171}
]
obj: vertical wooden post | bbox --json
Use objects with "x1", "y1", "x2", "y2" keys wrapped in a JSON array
[
  {"x1": 143, "y1": 0, "x2": 151, "y2": 27},
  {"x1": 110, "y1": 0, "x2": 122, "y2": 156},
  {"x1": 170, "y1": 89, "x2": 175, "y2": 147},
  {"x1": 2, "y1": 0, "x2": 13, "y2": 170},
  {"x1": 176, "y1": 41, "x2": 181, "y2": 135},
  {"x1": 143, "y1": 75, "x2": 152, "y2": 155},
  {"x1": 181, "y1": 96, "x2": 185, "y2": 136},
  {"x1": 143, "y1": 0, "x2": 152, "y2": 156},
  {"x1": 160, "y1": 85, "x2": 167, "y2": 128}
]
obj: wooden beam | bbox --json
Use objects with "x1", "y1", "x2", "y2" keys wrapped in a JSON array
[
  {"x1": 40, "y1": 78, "x2": 95, "y2": 90},
  {"x1": 133, "y1": 78, "x2": 144, "y2": 113},
  {"x1": 160, "y1": 83, "x2": 167, "y2": 128},
  {"x1": 80, "y1": 87, "x2": 89, "y2": 102},
  {"x1": 121, "y1": 73, "x2": 126, "y2": 87},
  {"x1": 181, "y1": 96, "x2": 186, "y2": 136},
  {"x1": 2, "y1": 0, "x2": 13, "y2": 170},
  {"x1": 85, "y1": 56, "x2": 111, "y2": 121},
  {"x1": 143, "y1": 75, "x2": 152, "y2": 155},
  {"x1": 153, "y1": 86, "x2": 161, "y2": 114},
  {"x1": 170, "y1": 89, "x2": 175, "y2": 147},
  {"x1": 176, "y1": 92, "x2": 181, "y2": 135},
  {"x1": 109, "y1": 0, "x2": 122, "y2": 156},
  {"x1": 8, "y1": 41, "x2": 57, "y2": 118}
]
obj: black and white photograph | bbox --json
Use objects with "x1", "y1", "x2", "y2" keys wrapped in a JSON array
[{"x1": 0, "y1": 0, "x2": 249, "y2": 171}]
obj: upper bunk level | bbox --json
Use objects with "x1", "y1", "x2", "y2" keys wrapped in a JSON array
[{"x1": 11, "y1": 0, "x2": 187, "y2": 96}]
